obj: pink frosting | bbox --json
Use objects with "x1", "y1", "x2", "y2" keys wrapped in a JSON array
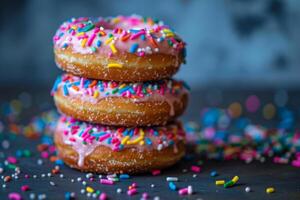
[
  {"x1": 53, "y1": 15, "x2": 186, "y2": 58},
  {"x1": 56, "y1": 116, "x2": 186, "y2": 167},
  {"x1": 52, "y1": 74, "x2": 190, "y2": 116}
]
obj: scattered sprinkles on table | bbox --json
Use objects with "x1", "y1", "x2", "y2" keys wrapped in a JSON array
[{"x1": 53, "y1": 15, "x2": 186, "y2": 59}]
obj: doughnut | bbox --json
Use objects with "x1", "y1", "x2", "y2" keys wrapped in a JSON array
[
  {"x1": 54, "y1": 116, "x2": 186, "y2": 174},
  {"x1": 51, "y1": 74, "x2": 189, "y2": 126},
  {"x1": 53, "y1": 15, "x2": 186, "y2": 82}
]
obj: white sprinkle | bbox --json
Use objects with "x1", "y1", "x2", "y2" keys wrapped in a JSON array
[
  {"x1": 117, "y1": 188, "x2": 122, "y2": 193},
  {"x1": 245, "y1": 186, "x2": 251, "y2": 192},
  {"x1": 50, "y1": 181, "x2": 55, "y2": 186},
  {"x1": 29, "y1": 193, "x2": 35, "y2": 199},
  {"x1": 166, "y1": 177, "x2": 178, "y2": 182},
  {"x1": 188, "y1": 185, "x2": 193, "y2": 195},
  {"x1": 86, "y1": 173, "x2": 93, "y2": 179}
]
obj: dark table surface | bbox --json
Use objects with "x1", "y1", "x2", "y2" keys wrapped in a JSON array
[{"x1": 0, "y1": 87, "x2": 300, "y2": 200}]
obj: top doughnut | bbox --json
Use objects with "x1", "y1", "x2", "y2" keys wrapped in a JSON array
[{"x1": 53, "y1": 15, "x2": 186, "y2": 82}]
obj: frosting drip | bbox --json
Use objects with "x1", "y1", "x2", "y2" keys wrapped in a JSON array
[{"x1": 56, "y1": 116, "x2": 186, "y2": 167}]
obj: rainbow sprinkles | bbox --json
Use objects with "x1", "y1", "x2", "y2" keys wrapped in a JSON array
[
  {"x1": 53, "y1": 15, "x2": 186, "y2": 59},
  {"x1": 56, "y1": 116, "x2": 186, "y2": 166}
]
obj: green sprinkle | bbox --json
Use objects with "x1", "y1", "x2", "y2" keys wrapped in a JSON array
[
  {"x1": 224, "y1": 180, "x2": 235, "y2": 188},
  {"x1": 23, "y1": 150, "x2": 31, "y2": 157},
  {"x1": 112, "y1": 89, "x2": 119, "y2": 94}
]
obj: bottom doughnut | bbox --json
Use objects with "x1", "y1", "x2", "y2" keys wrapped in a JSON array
[{"x1": 54, "y1": 116, "x2": 186, "y2": 174}]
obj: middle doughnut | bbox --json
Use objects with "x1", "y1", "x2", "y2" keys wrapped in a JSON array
[{"x1": 52, "y1": 74, "x2": 189, "y2": 126}]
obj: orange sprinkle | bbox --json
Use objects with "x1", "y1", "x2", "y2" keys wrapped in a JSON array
[
  {"x1": 149, "y1": 36, "x2": 158, "y2": 48},
  {"x1": 121, "y1": 33, "x2": 131, "y2": 41},
  {"x1": 89, "y1": 80, "x2": 97, "y2": 88},
  {"x1": 72, "y1": 85, "x2": 79, "y2": 91}
]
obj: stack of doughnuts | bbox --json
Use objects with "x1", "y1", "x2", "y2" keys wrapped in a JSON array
[{"x1": 51, "y1": 15, "x2": 189, "y2": 174}]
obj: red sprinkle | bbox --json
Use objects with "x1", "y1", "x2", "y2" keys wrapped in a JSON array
[
  {"x1": 190, "y1": 165, "x2": 201, "y2": 173},
  {"x1": 21, "y1": 185, "x2": 30, "y2": 191},
  {"x1": 152, "y1": 170, "x2": 161, "y2": 176}
]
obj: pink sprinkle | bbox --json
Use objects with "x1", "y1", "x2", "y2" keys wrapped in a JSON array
[
  {"x1": 24, "y1": 174, "x2": 29, "y2": 179},
  {"x1": 245, "y1": 95, "x2": 260, "y2": 113},
  {"x1": 41, "y1": 151, "x2": 49, "y2": 159},
  {"x1": 292, "y1": 160, "x2": 300, "y2": 168},
  {"x1": 142, "y1": 192, "x2": 149, "y2": 199},
  {"x1": 21, "y1": 185, "x2": 30, "y2": 191},
  {"x1": 132, "y1": 182, "x2": 137, "y2": 188},
  {"x1": 49, "y1": 145, "x2": 56, "y2": 153},
  {"x1": 178, "y1": 188, "x2": 188, "y2": 195},
  {"x1": 87, "y1": 34, "x2": 96, "y2": 46},
  {"x1": 99, "y1": 192, "x2": 107, "y2": 200},
  {"x1": 99, "y1": 134, "x2": 110, "y2": 142},
  {"x1": 190, "y1": 165, "x2": 201, "y2": 173},
  {"x1": 100, "y1": 179, "x2": 114, "y2": 185},
  {"x1": 7, "y1": 156, "x2": 17, "y2": 164},
  {"x1": 127, "y1": 188, "x2": 137, "y2": 196},
  {"x1": 152, "y1": 170, "x2": 161, "y2": 176},
  {"x1": 130, "y1": 30, "x2": 145, "y2": 40},
  {"x1": 8, "y1": 192, "x2": 22, "y2": 200}
]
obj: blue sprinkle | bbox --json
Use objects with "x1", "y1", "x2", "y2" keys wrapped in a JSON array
[
  {"x1": 78, "y1": 131, "x2": 84, "y2": 137},
  {"x1": 129, "y1": 43, "x2": 139, "y2": 53},
  {"x1": 140, "y1": 35, "x2": 146, "y2": 41},
  {"x1": 118, "y1": 86, "x2": 131, "y2": 94},
  {"x1": 128, "y1": 129, "x2": 134, "y2": 137},
  {"x1": 63, "y1": 85, "x2": 69, "y2": 96},
  {"x1": 97, "y1": 40, "x2": 102, "y2": 47},
  {"x1": 145, "y1": 138, "x2": 152, "y2": 145},
  {"x1": 169, "y1": 182, "x2": 177, "y2": 191},
  {"x1": 119, "y1": 174, "x2": 130, "y2": 179},
  {"x1": 55, "y1": 159, "x2": 64, "y2": 165},
  {"x1": 91, "y1": 132, "x2": 107, "y2": 137},
  {"x1": 210, "y1": 171, "x2": 218, "y2": 177},
  {"x1": 62, "y1": 43, "x2": 68, "y2": 48}
]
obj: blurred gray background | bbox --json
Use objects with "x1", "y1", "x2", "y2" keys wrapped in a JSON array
[{"x1": 0, "y1": 0, "x2": 300, "y2": 89}]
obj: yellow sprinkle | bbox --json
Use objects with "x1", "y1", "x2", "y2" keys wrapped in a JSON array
[
  {"x1": 107, "y1": 63, "x2": 123, "y2": 68},
  {"x1": 165, "y1": 33, "x2": 175, "y2": 37},
  {"x1": 139, "y1": 128, "x2": 145, "y2": 137},
  {"x1": 93, "y1": 91, "x2": 99, "y2": 98},
  {"x1": 266, "y1": 187, "x2": 275, "y2": 194},
  {"x1": 139, "y1": 140, "x2": 145, "y2": 145},
  {"x1": 81, "y1": 38, "x2": 87, "y2": 47},
  {"x1": 127, "y1": 137, "x2": 143, "y2": 145},
  {"x1": 86, "y1": 186, "x2": 94, "y2": 193},
  {"x1": 71, "y1": 25, "x2": 78, "y2": 30},
  {"x1": 215, "y1": 180, "x2": 225, "y2": 186},
  {"x1": 228, "y1": 102, "x2": 242, "y2": 118},
  {"x1": 105, "y1": 37, "x2": 113, "y2": 45},
  {"x1": 112, "y1": 17, "x2": 120, "y2": 24},
  {"x1": 76, "y1": 32, "x2": 84, "y2": 37},
  {"x1": 232, "y1": 176, "x2": 239, "y2": 183},
  {"x1": 121, "y1": 136, "x2": 130, "y2": 145},
  {"x1": 110, "y1": 44, "x2": 117, "y2": 54},
  {"x1": 263, "y1": 103, "x2": 276, "y2": 120},
  {"x1": 119, "y1": 84, "x2": 126, "y2": 89}
]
